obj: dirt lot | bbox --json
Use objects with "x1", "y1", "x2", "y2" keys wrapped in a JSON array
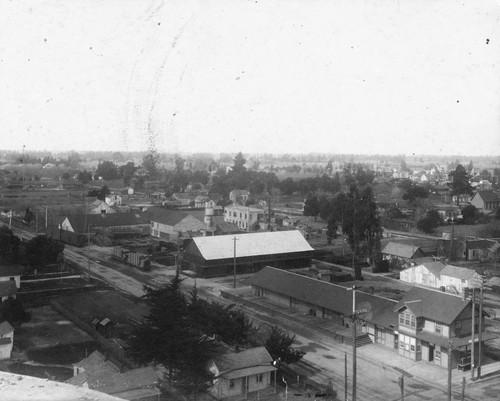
[{"x1": 0, "y1": 305, "x2": 99, "y2": 381}]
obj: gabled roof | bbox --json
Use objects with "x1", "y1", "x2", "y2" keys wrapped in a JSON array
[
  {"x1": 466, "y1": 239, "x2": 500, "y2": 251},
  {"x1": 86, "y1": 366, "x2": 159, "y2": 395},
  {"x1": 230, "y1": 189, "x2": 250, "y2": 196},
  {"x1": 381, "y1": 242, "x2": 423, "y2": 259},
  {"x1": 394, "y1": 287, "x2": 469, "y2": 325},
  {"x1": 403, "y1": 261, "x2": 445, "y2": 277},
  {"x1": 0, "y1": 264, "x2": 23, "y2": 277},
  {"x1": 0, "y1": 281, "x2": 17, "y2": 297},
  {"x1": 190, "y1": 231, "x2": 313, "y2": 261},
  {"x1": 249, "y1": 267, "x2": 398, "y2": 328},
  {"x1": 73, "y1": 351, "x2": 119, "y2": 374},
  {"x1": 473, "y1": 190, "x2": 500, "y2": 203},
  {"x1": 0, "y1": 321, "x2": 14, "y2": 336},
  {"x1": 213, "y1": 347, "x2": 276, "y2": 379},
  {"x1": 62, "y1": 213, "x2": 150, "y2": 232},
  {"x1": 440, "y1": 265, "x2": 478, "y2": 280},
  {"x1": 147, "y1": 207, "x2": 204, "y2": 226}
]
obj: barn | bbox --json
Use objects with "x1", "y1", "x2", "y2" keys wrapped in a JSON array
[{"x1": 182, "y1": 230, "x2": 314, "y2": 278}]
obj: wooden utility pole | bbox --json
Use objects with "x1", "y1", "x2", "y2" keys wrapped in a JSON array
[
  {"x1": 448, "y1": 341, "x2": 453, "y2": 401},
  {"x1": 344, "y1": 353, "x2": 348, "y2": 401},
  {"x1": 393, "y1": 367, "x2": 412, "y2": 401},
  {"x1": 232, "y1": 236, "x2": 238, "y2": 289},
  {"x1": 478, "y1": 284, "x2": 484, "y2": 379},
  {"x1": 471, "y1": 290, "x2": 476, "y2": 381}
]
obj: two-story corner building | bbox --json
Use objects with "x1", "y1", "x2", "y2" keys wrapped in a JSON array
[
  {"x1": 224, "y1": 204, "x2": 265, "y2": 232},
  {"x1": 208, "y1": 347, "x2": 277, "y2": 400},
  {"x1": 470, "y1": 190, "x2": 500, "y2": 215},
  {"x1": 229, "y1": 190, "x2": 250, "y2": 205},
  {"x1": 393, "y1": 287, "x2": 493, "y2": 368}
]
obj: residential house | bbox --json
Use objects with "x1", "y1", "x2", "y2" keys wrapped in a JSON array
[
  {"x1": 0, "y1": 281, "x2": 17, "y2": 301},
  {"x1": 434, "y1": 204, "x2": 461, "y2": 221},
  {"x1": 452, "y1": 194, "x2": 472, "y2": 206},
  {"x1": 394, "y1": 287, "x2": 494, "y2": 368},
  {"x1": 88, "y1": 200, "x2": 114, "y2": 215},
  {"x1": 229, "y1": 190, "x2": 250, "y2": 205},
  {"x1": 224, "y1": 204, "x2": 265, "y2": 231},
  {"x1": 209, "y1": 347, "x2": 277, "y2": 400},
  {"x1": 148, "y1": 207, "x2": 207, "y2": 244},
  {"x1": 464, "y1": 238, "x2": 500, "y2": 262},
  {"x1": 470, "y1": 191, "x2": 500, "y2": 215},
  {"x1": 381, "y1": 242, "x2": 426, "y2": 270},
  {"x1": 171, "y1": 193, "x2": 193, "y2": 207},
  {"x1": 488, "y1": 276, "x2": 500, "y2": 295},
  {"x1": 0, "y1": 321, "x2": 14, "y2": 360},
  {"x1": 249, "y1": 266, "x2": 398, "y2": 348},
  {"x1": 105, "y1": 194, "x2": 122, "y2": 207},
  {"x1": 0, "y1": 264, "x2": 23, "y2": 288},
  {"x1": 182, "y1": 231, "x2": 314, "y2": 278},
  {"x1": 195, "y1": 195, "x2": 209, "y2": 208},
  {"x1": 68, "y1": 351, "x2": 161, "y2": 401}
]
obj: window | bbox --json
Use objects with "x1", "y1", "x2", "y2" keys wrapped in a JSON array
[
  {"x1": 435, "y1": 350, "x2": 441, "y2": 361},
  {"x1": 400, "y1": 312, "x2": 416, "y2": 328},
  {"x1": 229, "y1": 379, "x2": 235, "y2": 389},
  {"x1": 435, "y1": 323, "x2": 442, "y2": 334},
  {"x1": 257, "y1": 373, "x2": 263, "y2": 383}
]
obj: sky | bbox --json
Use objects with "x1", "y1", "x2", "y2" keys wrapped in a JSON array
[{"x1": 1, "y1": 0, "x2": 500, "y2": 156}]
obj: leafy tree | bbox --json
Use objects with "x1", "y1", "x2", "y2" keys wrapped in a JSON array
[
  {"x1": 326, "y1": 216, "x2": 338, "y2": 245},
  {"x1": 0, "y1": 298, "x2": 29, "y2": 324},
  {"x1": 65, "y1": 152, "x2": 81, "y2": 169},
  {"x1": 119, "y1": 162, "x2": 136, "y2": 186},
  {"x1": 462, "y1": 204, "x2": 478, "y2": 224},
  {"x1": 467, "y1": 160, "x2": 474, "y2": 175},
  {"x1": 232, "y1": 152, "x2": 247, "y2": 174},
  {"x1": 265, "y1": 326, "x2": 305, "y2": 364},
  {"x1": 342, "y1": 185, "x2": 382, "y2": 272},
  {"x1": 77, "y1": 170, "x2": 93, "y2": 184},
  {"x1": 0, "y1": 226, "x2": 21, "y2": 263},
  {"x1": 142, "y1": 152, "x2": 160, "y2": 179},
  {"x1": 416, "y1": 210, "x2": 442, "y2": 234},
  {"x1": 61, "y1": 172, "x2": 70, "y2": 180},
  {"x1": 87, "y1": 185, "x2": 110, "y2": 201},
  {"x1": 95, "y1": 160, "x2": 119, "y2": 181},
  {"x1": 402, "y1": 183, "x2": 429, "y2": 205},
  {"x1": 24, "y1": 235, "x2": 65, "y2": 270},
  {"x1": 23, "y1": 207, "x2": 35, "y2": 224},
  {"x1": 303, "y1": 195, "x2": 320, "y2": 220},
  {"x1": 279, "y1": 178, "x2": 296, "y2": 196},
  {"x1": 449, "y1": 164, "x2": 473, "y2": 205}
]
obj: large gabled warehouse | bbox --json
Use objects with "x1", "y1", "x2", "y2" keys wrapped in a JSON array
[{"x1": 182, "y1": 230, "x2": 314, "y2": 278}]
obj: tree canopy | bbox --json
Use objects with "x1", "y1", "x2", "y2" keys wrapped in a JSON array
[
  {"x1": 416, "y1": 210, "x2": 442, "y2": 234},
  {"x1": 265, "y1": 326, "x2": 305, "y2": 365},
  {"x1": 95, "y1": 160, "x2": 120, "y2": 180},
  {"x1": 449, "y1": 164, "x2": 473, "y2": 204}
]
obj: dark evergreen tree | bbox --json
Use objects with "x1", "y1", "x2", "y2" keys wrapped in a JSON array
[{"x1": 265, "y1": 326, "x2": 305, "y2": 364}]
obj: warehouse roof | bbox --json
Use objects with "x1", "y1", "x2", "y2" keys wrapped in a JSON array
[{"x1": 189, "y1": 230, "x2": 313, "y2": 261}]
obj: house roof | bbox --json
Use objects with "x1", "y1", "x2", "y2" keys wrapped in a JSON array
[
  {"x1": 0, "y1": 281, "x2": 17, "y2": 297},
  {"x1": 213, "y1": 346, "x2": 276, "y2": 379},
  {"x1": 394, "y1": 287, "x2": 469, "y2": 325},
  {"x1": 230, "y1": 190, "x2": 250, "y2": 196},
  {"x1": 249, "y1": 267, "x2": 398, "y2": 328},
  {"x1": 62, "y1": 213, "x2": 150, "y2": 232},
  {"x1": 86, "y1": 366, "x2": 160, "y2": 395},
  {"x1": 73, "y1": 351, "x2": 119, "y2": 374},
  {"x1": 0, "y1": 321, "x2": 14, "y2": 336},
  {"x1": 466, "y1": 239, "x2": 500, "y2": 251},
  {"x1": 474, "y1": 190, "x2": 500, "y2": 203},
  {"x1": 381, "y1": 242, "x2": 423, "y2": 259},
  {"x1": 0, "y1": 264, "x2": 23, "y2": 277},
  {"x1": 190, "y1": 231, "x2": 313, "y2": 261},
  {"x1": 147, "y1": 207, "x2": 204, "y2": 226},
  {"x1": 404, "y1": 261, "x2": 445, "y2": 277},
  {"x1": 488, "y1": 276, "x2": 500, "y2": 287},
  {"x1": 440, "y1": 265, "x2": 478, "y2": 280}
]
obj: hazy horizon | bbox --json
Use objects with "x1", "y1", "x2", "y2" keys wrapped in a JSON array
[{"x1": 2, "y1": 0, "x2": 500, "y2": 156}]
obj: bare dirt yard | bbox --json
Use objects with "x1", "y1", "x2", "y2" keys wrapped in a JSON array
[{"x1": 0, "y1": 305, "x2": 99, "y2": 381}]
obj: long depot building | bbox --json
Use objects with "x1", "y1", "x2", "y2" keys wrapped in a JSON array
[{"x1": 181, "y1": 230, "x2": 314, "y2": 278}]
